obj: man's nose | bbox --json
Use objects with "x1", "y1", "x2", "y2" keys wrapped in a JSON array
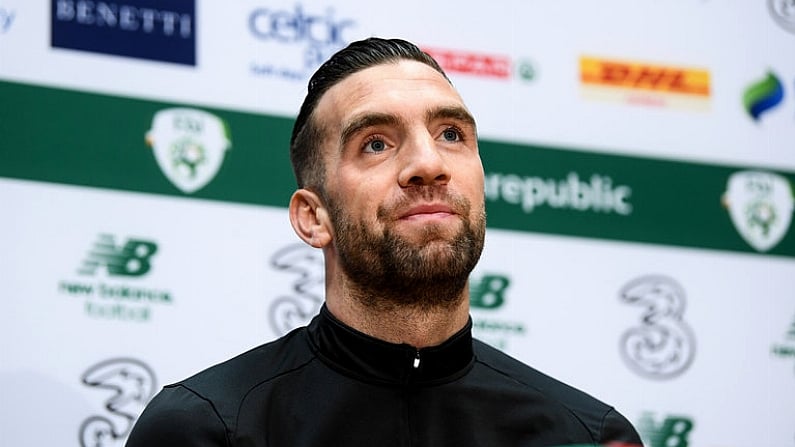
[{"x1": 398, "y1": 133, "x2": 451, "y2": 187}]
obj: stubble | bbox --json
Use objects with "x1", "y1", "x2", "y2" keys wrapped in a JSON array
[{"x1": 328, "y1": 186, "x2": 486, "y2": 313}]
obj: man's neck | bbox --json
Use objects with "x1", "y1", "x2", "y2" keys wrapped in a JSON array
[{"x1": 325, "y1": 291, "x2": 470, "y2": 348}]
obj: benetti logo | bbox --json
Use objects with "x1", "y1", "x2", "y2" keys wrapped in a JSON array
[{"x1": 51, "y1": 0, "x2": 196, "y2": 65}]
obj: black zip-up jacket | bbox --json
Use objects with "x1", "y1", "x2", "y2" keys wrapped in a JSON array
[{"x1": 126, "y1": 306, "x2": 642, "y2": 446}]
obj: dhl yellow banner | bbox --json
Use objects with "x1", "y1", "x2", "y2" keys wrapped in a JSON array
[{"x1": 580, "y1": 56, "x2": 710, "y2": 96}]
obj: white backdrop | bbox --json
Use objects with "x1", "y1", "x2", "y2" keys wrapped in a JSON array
[{"x1": 1, "y1": 1, "x2": 794, "y2": 446}]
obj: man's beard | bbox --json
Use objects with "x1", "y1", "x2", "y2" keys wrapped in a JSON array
[{"x1": 327, "y1": 186, "x2": 486, "y2": 312}]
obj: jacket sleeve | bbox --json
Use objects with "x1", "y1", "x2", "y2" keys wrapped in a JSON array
[
  {"x1": 599, "y1": 408, "x2": 644, "y2": 446},
  {"x1": 125, "y1": 385, "x2": 230, "y2": 447}
]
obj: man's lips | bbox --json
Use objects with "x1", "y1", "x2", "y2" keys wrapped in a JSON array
[{"x1": 399, "y1": 203, "x2": 457, "y2": 221}]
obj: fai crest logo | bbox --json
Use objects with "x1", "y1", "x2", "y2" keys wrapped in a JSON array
[
  {"x1": 146, "y1": 108, "x2": 231, "y2": 194},
  {"x1": 722, "y1": 170, "x2": 794, "y2": 252}
]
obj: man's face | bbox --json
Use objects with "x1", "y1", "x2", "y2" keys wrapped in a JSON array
[{"x1": 313, "y1": 60, "x2": 486, "y2": 308}]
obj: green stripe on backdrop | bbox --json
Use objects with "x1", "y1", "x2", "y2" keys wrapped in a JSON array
[
  {"x1": 481, "y1": 142, "x2": 795, "y2": 257},
  {"x1": 2, "y1": 80, "x2": 793, "y2": 257},
  {"x1": 0, "y1": 80, "x2": 296, "y2": 207}
]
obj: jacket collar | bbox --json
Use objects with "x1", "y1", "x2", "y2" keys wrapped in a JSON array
[{"x1": 307, "y1": 305, "x2": 475, "y2": 386}]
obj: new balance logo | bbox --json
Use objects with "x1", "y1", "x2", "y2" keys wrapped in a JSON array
[
  {"x1": 78, "y1": 234, "x2": 158, "y2": 277},
  {"x1": 637, "y1": 413, "x2": 694, "y2": 447}
]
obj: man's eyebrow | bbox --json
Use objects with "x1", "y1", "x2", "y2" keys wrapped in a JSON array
[
  {"x1": 426, "y1": 105, "x2": 477, "y2": 131},
  {"x1": 339, "y1": 113, "x2": 404, "y2": 148},
  {"x1": 338, "y1": 106, "x2": 477, "y2": 148}
]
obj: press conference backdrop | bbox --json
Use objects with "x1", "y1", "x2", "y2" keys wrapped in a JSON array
[{"x1": 1, "y1": 1, "x2": 793, "y2": 445}]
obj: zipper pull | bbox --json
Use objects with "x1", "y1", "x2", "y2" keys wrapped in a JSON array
[{"x1": 412, "y1": 350, "x2": 421, "y2": 369}]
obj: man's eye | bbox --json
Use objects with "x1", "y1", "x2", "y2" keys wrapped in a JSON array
[
  {"x1": 364, "y1": 138, "x2": 387, "y2": 153},
  {"x1": 442, "y1": 128, "x2": 461, "y2": 142}
]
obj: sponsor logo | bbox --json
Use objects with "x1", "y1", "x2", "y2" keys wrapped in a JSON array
[
  {"x1": 769, "y1": 0, "x2": 795, "y2": 34},
  {"x1": 267, "y1": 243, "x2": 325, "y2": 336},
  {"x1": 422, "y1": 47, "x2": 537, "y2": 82},
  {"x1": 79, "y1": 358, "x2": 157, "y2": 447},
  {"x1": 248, "y1": 4, "x2": 355, "y2": 81},
  {"x1": 771, "y1": 312, "x2": 795, "y2": 374},
  {"x1": 51, "y1": 0, "x2": 196, "y2": 65},
  {"x1": 78, "y1": 234, "x2": 158, "y2": 277},
  {"x1": 742, "y1": 70, "x2": 785, "y2": 122},
  {"x1": 579, "y1": 56, "x2": 710, "y2": 109},
  {"x1": 0, "y1": 6, "x2": 15, "y2": 33},
  {"x1": 145, "y1": 108, "x2": 232, "y2": 194},
  {"x1": 485, "y1": 171, "x2": 633, "y2": 215},
  {"x1": 58, "y1": 234, "x2": 173, "y2": 322},
  {"x1": 722, "y1": 170, "x2": 794, "y2": 252},
  {"x1": 619, "y1": 275, "x2": 696, "y2": 380},
  {"x1": 470, "y1": 273, "x2": 526, "y2": 350},
  {"x1": 636, "y1": 412, "x2": 694, "y2": 447}
]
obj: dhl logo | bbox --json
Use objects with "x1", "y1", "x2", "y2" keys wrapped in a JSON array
[{"x1": 580, "y1": 56, "x2": 710, "y2": 96}]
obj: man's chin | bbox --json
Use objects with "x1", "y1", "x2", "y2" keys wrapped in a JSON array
[{"x1": 391, "y1": 221, "x2": 463, "y2": 244}]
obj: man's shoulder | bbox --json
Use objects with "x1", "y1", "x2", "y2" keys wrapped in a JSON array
[
  {"x1": 471, "y1": 338, "x2": 640, "y2": 442},
  {"x1": 472, "y1": 339, "x2": 610, "y2": 410},
  {"x1": 127, "y1": 328, "x2": 316, "y2": 446},
  {"x1": 176, "y1": 327, "x2": 315, "y2": 400}
]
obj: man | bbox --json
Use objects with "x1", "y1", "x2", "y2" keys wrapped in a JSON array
[{"x1": 126, "y1": 37, "x2": 642, "y2": 446}]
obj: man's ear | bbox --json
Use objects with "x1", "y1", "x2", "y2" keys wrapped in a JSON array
[{"x1": 289, "y1": 189, "x2": 333, "y2": 248}]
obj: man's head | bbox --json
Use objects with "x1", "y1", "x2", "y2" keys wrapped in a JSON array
[
  {"x1": 288, "y1": 37, "x2": 486, "y2": 312},
  {"x1": 290, "y1": 37, "x2": 449, "y2": 193}
]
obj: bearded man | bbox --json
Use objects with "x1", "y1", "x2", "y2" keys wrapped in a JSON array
[{"x1": 126, "y1": 37, "x2": 642, "y2": 447}]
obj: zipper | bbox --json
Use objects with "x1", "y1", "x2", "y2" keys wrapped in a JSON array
[{"x1": 412, "y1": 350, "x2": 421, "y2": 369}]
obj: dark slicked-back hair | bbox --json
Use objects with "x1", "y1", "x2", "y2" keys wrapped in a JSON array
[{"x1": 289, "y1": 37, "x2": 449, "y2": 191}]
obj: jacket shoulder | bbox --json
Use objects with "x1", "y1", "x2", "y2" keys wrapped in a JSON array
[
  {"x1": 128, "y1": 328, "x2": 315, "y2": 446},
  {"x1": 472, "y1": 339, "x2": 642, "y2": 445},
  {"x1": 179, "y1": 327, "x2": 314, "y2": 401}
]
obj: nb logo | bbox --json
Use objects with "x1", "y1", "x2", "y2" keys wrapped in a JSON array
[
  {"x1": 78, "y1": 234, "x2": 158, "y2": 277},
  {"x1": 470, "y1": 274, "x2": 510, "y2": 309},
  {"x1": 637, "y1": 413, "x2": 693, "y2": 447}
]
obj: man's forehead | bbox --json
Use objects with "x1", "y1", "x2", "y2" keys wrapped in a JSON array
[{"x1": 314, "y1": 60, "x2": 466, "y2": 129}]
